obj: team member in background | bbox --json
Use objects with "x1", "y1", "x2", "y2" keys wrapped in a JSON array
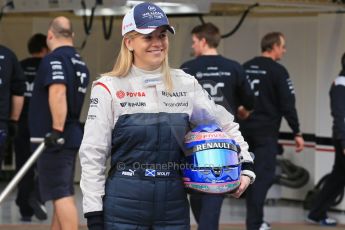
[
  {"x1": 79, "y1": 2, "x2": 255, "y2": 229},
  {"x1": 14, "y1": 33, "x2": 49, "y2": 222},
  {"x1": 306, "y1": 53, "x2": 345, "y2": 227},
  {"x1": 0, "y1": 44, "x2": 25, "y2": 175},
  {"x1": 240, "y1": 32, "x2": 304, "y2": 230},
  {"x1": 180, "y1": 22, "x2": 254, "y2": 230},
  {"x1": 29, "y1": 17, "x2": 89, "y2": 230}
]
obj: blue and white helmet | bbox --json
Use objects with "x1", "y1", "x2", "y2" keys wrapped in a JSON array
[{"x1": 182, "y1": 124, "x2": 241, "y2": 194}]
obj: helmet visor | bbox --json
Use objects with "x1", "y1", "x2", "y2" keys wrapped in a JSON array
[{"x1": 185, "y1": 149, "x2": 239, "y2": 168}]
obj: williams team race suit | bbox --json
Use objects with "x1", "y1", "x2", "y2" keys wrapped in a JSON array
[{"x1": 79, "y1": 66, "x2": 255, "y2": 229}]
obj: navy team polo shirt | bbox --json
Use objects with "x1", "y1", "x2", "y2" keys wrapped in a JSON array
[
  {"x1": 0, "y1": 45, "x2": 25, "y2": 125},
  {"x1": 29, "y1": 46, "x2": 89, "y2": 149},
  {"x1": 20, "y1": 57, "x2": 42, "y2": 119}
]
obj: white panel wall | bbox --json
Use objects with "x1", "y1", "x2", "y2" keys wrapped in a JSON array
[{"x1": 316, "y1": 14, "x2": 345, "y2": 137}]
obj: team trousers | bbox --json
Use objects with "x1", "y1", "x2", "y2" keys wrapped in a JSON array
[
  {"x1": 308, "y1": 139, "x2": 345, "y2": 220},
  {"x1": 245, "y1": 136, "x2": 278, "y2": 230},
  {"x1": 190, "y1": 193, "x2": 224, "y2": 230},
  {"x1": 14, "y1": 119, "x2": 38, "y2": 217}
]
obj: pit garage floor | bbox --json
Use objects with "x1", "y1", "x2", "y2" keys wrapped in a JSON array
[{"x1": 0, "y1": 183, "x2": 345, "y2": 230}]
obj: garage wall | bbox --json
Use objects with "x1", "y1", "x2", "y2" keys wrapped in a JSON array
[
  {"x1": 0, "y1": 13, "x2": 323, "y2": 131},
  {"x1": 1, "y1": 13, "x2": 345, "y2": 205}
]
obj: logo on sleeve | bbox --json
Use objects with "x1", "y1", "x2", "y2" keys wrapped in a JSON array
[
  {"x1": 87, "y1": 115, "x2": 96, "y2": 120},
  {"x1": 50, "y1": 61, "x2": 64, "y2": 80},
  {"x1": 90, "y1": 98, "x2": 99, "y2": 107},
  {"x1": 286, "y1": 79, "x2": 295, "y2": 94}
]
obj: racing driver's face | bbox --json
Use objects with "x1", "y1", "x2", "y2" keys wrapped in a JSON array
[{"x1": 126, "y1": 26, "x2": 169, "y2": 71}]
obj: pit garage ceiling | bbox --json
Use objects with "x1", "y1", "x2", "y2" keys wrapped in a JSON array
[
  {"x1": 210, "y1": 0, "x2": 345, "y2": 15},
  {"x1": 2, "y1": 0, "x2": 345, "y2": 16}
]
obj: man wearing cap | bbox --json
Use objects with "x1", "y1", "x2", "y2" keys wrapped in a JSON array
[
  {"x1": 29, "y1": 16, "x2": 89, "y2": 230},
  {"x1": 79, "y1": 1, "x2": 255, "y2": 230}
]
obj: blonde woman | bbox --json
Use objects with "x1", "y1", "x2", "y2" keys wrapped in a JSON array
[{"x1": 79, "y1": 2, "x2": 255, "y2": 229}]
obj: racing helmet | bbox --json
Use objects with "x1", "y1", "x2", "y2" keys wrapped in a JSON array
[{"x1": 182, "y1": 124, "x2": 241, "y2": 194}]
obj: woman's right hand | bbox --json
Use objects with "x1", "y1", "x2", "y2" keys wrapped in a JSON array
[{"x1": 231, "y1": 175, "x2": 251, "y2": 198}]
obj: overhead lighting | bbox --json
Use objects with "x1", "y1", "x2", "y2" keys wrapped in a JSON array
[
  {"x1": 128, "y1": 1, "x2": 210, "y2": 14},
  {"x1": 74, "y1": 0, "x2": 210, "y2": 16},
  {"x1": 74, "y1": 6, "x2": 129, "y2": 16},
  {"x1": 127, "y1": 1, "x2": 182, "y2": 7}
]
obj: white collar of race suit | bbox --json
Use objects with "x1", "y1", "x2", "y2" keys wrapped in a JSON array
[
  {"x1": 335, "y1": 76, "x2": 345, "y2": 86},
  {"x1": 130, "y1": 65, "x2": 163, "y2": 87}
]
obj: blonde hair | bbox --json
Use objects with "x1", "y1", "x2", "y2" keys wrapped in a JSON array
[{"x1": 103, "y1": 31, "x2": 173, "y2": 92}]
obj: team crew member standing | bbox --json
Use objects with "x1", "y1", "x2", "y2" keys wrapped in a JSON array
[
  {"x1": 180, "y1": 22, "x2": 254, "y2": 230},
  {"x1": 0, "y1": 45, "x2": 25, "y2": 171},
  {"x1": 79, "y1": 2, "x2": 255, "y2": 230},
  {"x1": 240, "y1": 32, "x2": 304, "y2": 230},
  {"x1": 306, "y1": 53, "x2": 345, "y2": 226},
  {"x1": 15, "y1": 33, "x2": 49, "y2": 222},
  {"x1": 29, "y1": 17, "x2": 89, "y2": 230}
]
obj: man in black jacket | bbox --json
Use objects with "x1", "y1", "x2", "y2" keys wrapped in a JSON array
[
  {"x1": 15, "y1": 33, "x2": 49, "y2": 222},
  {"x1": 181, "y1": 22, "x2": 254, "y2": 230},
  {"x1": 240, "y1": 32, "x2": 304, "y2": 230},
  {"x1": 0, "y1": 45, "x2": 25, "y2": 173},
  {"x1": 306, "y1": 53, "x2": 345, "y2": 227}
]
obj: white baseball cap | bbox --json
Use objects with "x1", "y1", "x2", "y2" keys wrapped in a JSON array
[{"x1": 122, "y1": 2, "x2": 175, "y2": 36}]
